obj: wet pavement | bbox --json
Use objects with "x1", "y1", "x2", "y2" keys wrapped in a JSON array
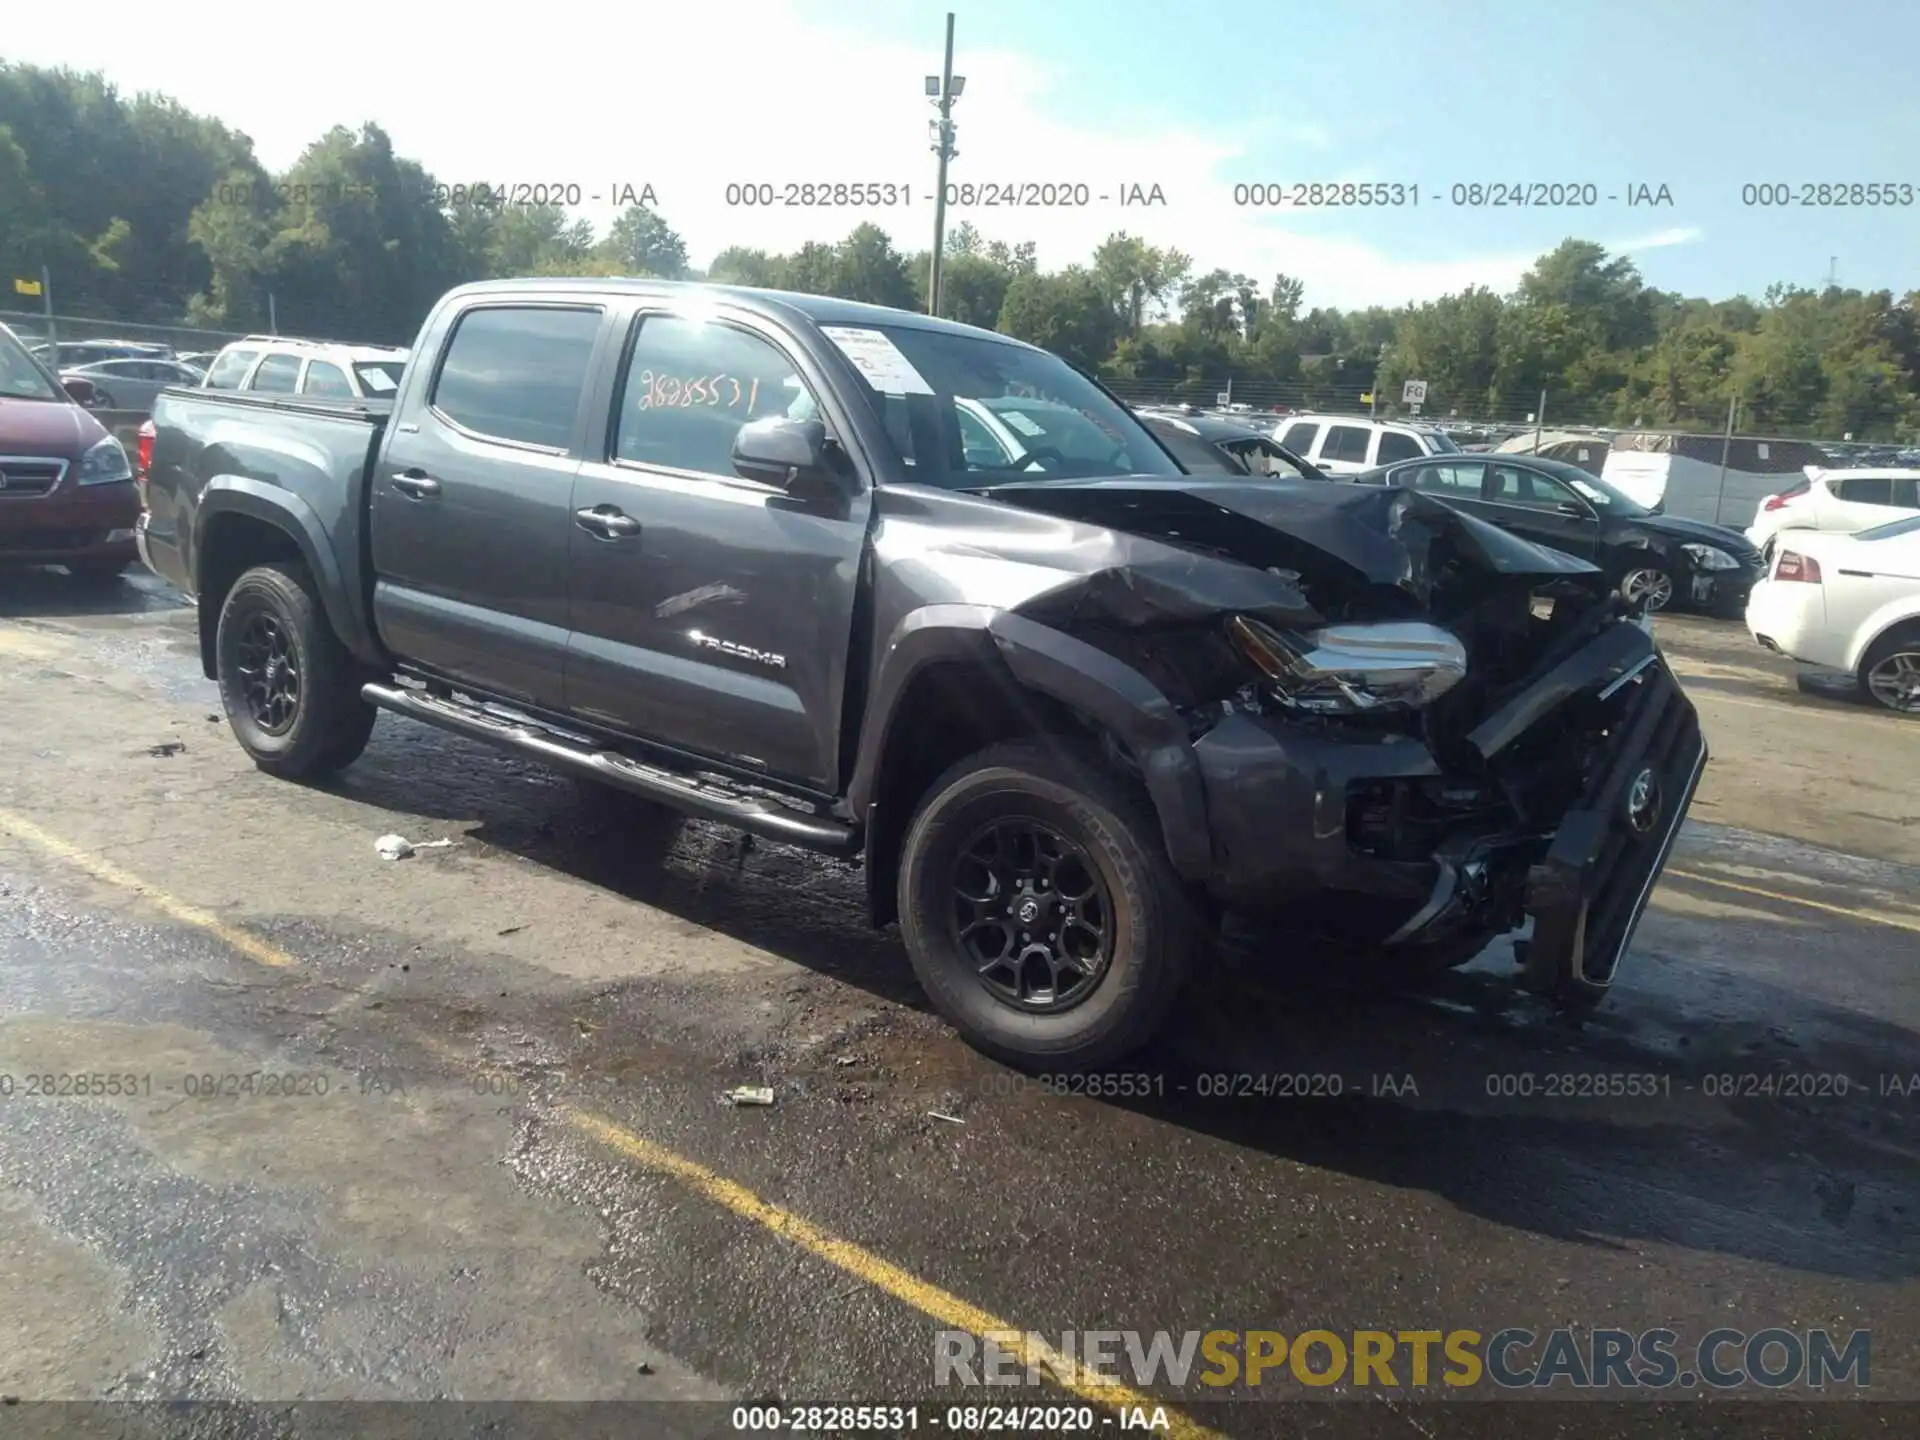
[{"x1": 1, "y1": 565, "x2": 1918, "y2": 1438}]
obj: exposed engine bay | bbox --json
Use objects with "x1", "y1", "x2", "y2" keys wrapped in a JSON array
[{"x1": 969, "y1": 477, "x2": 1702, "y2": 995}]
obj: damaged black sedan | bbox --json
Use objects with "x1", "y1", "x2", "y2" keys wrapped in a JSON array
[{"x1": 140, "y1": 279, "x2": 1706, "y2": 1071}]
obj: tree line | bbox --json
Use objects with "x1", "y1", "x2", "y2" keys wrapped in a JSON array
[{"x1": 5, "y1": 60, "x2": 1918, "y2": 438}]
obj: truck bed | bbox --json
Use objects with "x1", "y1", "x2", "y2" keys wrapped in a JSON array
[{"x1": 143, "y1": 386, "x2": 394, "y2": 665}]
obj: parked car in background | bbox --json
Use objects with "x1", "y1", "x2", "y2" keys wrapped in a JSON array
[
  {"x1": 0, "y1": 322, "x2": 141, "y2": 582},
  {"x1": 1135, "y1": 409, "x2": 1326, "y2": 478},
  {"x1": 58, "y1": 357, "x2": 208, "y2": 411},
  {"x1": 176, "y1": 351, "x2": 222, "y2": 372},
  {"x1": 1746, "y1": 515, "x2": 1920, "y2": 714},
  {"x1": 201, "y1": 336, "x2": 408, "y2": 400},
  {"x1": 1745, "y1": 468, "x2": 1920, "y2": 550},
  {"x1": 30, "y1": 339, "x2": 175, "y2": 367},
  {"x1": 1272, "y1": 413, "x2": 1462, "y2": 476},
  {"x1": 1350, "y1": 453, "x2": 1764, "y2": 614}
]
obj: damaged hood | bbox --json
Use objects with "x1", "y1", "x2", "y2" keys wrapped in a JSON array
[{"x1": 978, "y1": 476, "x2": 1602, "y2": 611}]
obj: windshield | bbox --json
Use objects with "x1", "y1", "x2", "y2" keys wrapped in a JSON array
[
  {"x1": 0, "y1": 326, "x2": 65, "y2": 401},
  {"x1": 1565, "y1": 469, "x2": 1651, "y2": 516},
  {"x1": 824, "y1": 324, "x2": 1180, "y2": 486},
  {"x1": 353, "y1": 361, "x2": 404, "y2": 395}
]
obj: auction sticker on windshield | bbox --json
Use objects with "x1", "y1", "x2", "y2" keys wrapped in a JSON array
[{"x1": 821, "y1": 326, "x2": 934, "y2": 395}]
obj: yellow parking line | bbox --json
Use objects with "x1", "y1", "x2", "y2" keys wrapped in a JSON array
[
  {"x1": 0, "y1": 808, "x2": 297, "y2": 968},
  {"x1": 0, "y1": 807, "x2": 1220, "y2": 1437},
  {"x1": 1664, "y1": 866, "x2": 1920, "y2": 933},
  {"x1": 566, "y1": 1109, "x2": 1220, "y2": 1436}
]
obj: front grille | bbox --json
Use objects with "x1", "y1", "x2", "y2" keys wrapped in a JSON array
[
  {"x1": 0, "y1": 456, "x2": 67, "y2": 497},
  {"x1": 1522, "y1": 657, "x2": 1707, "y2": 997}
]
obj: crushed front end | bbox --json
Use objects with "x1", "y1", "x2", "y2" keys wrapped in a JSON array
[{"x1": 993, "y1": 479, "x2": 1708, "y2": 1007}]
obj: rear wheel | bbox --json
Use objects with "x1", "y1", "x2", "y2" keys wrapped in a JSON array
[
  {"x1": 1859, "y1": 626, "x2": 1920, "y2": 715},
  {"x1": 898, "y1": 737, "x2": 1196, "y2": 1072},
  {"x1": 215, "y1": 560, "x2": 376, "y2": 777}
]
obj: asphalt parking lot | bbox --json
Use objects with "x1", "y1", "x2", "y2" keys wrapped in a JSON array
[{"x1": 1, "y1": 567, "x2": 1918, "y2": 1438}]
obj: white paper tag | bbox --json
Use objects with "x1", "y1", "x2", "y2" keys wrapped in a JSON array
[
  {"x1": 1000, "y1": 408, "x2": 1046, "y2": 438},
  {"x1": 359, "y1": 369, "x2": 398, "y2": 393},
  {"x1": 821, "y1": 326, "x2": 934, "y2": 395}
]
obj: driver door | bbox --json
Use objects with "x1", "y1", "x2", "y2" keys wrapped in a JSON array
[
  {"x1": 563, "y1": 306, "x2": 873, "y2": 791},
  {"x1": 1478, "y1": 464, "x2": 1602, "y2": 560}
]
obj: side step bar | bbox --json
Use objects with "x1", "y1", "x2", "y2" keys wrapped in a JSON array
[{"x1": 361, "y1": 682, "x2": 860, "y2": 856}]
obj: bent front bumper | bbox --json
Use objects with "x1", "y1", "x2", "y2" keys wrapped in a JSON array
[{"x1": 1189, "y1": 619, "x2": 1705, "y2": 1002}]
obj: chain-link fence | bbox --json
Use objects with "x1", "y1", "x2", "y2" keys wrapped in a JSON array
[{"x1": 0, "y1": 308, "x2": 252, "y2": 358}]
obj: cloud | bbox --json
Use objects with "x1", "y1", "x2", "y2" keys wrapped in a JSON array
[
  {"x1": 1608, "y1": 226, "x2": 1707, "y2": 252},
  {"x1": 4, "y1": 0, "x2": 1642, "y2": 312}
]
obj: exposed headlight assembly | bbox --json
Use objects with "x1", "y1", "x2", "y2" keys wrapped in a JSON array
[
  {"x1": 1680, "y1": 542, "x2": 1739, "y2": 571},
  {"x1": 77, "y1": 435, "x2": 132, "y2": 486},
  {"x1": 1227, "y1": 616, "x2": 1468, "y2": 714}
]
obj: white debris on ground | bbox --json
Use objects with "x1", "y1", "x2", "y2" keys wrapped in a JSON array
[{"x1": 374, "y1": 834, "x2": 457, "y2": 860}]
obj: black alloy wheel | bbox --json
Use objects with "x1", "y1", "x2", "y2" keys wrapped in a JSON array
[
  {"x1": 233, "y1": 610, "x2": 302, "y2": 735},
  {"x1": 951, "y1": 816, "x2": 1114, "y2": 1013}
]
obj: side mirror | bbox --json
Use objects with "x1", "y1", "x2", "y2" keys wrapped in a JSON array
[
  {"x1": 61, "y1": 377, "x2": 98, "y2": 406},
  {"x1": 732, "y1": 416, "x2": 841, "y2": 499},
  {"x1": 1555, "y1": 501, "x2": 1590, "y2": 519}
]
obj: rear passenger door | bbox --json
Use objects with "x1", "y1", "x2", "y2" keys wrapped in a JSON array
[
  {"x1": 1828, "y1": 475, "x2": 1917, "y2": 531},
  {"x1": 371, "y1": 302, "x2": 611, "y2": 710},
  {"x1": 1315, "y1": 423, "x2": 1375, "y2": 476},
  {"x1": 1373, "y1": 430, "x2": 1425, "y2": 467},
  {"x1": 246, "y1": 354, "x2": 302, "y2": 394},
  {"x1": 563, "y1": 305, "x2": 873, "y2": 790}
]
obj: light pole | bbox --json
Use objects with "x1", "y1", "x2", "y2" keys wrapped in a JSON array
[{"x1": 925, "y1": 14, "x2": 963, "y2": 317}]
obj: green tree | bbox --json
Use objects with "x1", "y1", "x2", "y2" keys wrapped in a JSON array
[
  {"x1": 604, "y1": 205, "x2": 688, "y2": 278},
  {"x1": 998, "y1": 266, "x2": 1118, "y2": 370}
]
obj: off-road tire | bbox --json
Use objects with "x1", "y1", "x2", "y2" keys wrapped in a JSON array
[
  {"x1": 898, "y1": 737, "x2": 1197, "y2": 1072},
  {"x1": 215, "y1": 560, "x2": 376, "y2": 778}
]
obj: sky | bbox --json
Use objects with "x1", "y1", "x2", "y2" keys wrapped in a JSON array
[{"x1": 9, "y1": 0, "x2": 1920, "y2": 312}]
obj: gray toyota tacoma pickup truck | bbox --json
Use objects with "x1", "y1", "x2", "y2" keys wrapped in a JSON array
[{"x1": 139, "y1": 279, "x2": 1706, "y2": 1070}]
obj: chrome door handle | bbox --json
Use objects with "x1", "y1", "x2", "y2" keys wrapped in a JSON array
[
  {"x1": 391, "y1": 472, "x2": 440, "y2": 498},
  {"x1": 575, "y1": 506, "x2": 640, "y2": 538}
]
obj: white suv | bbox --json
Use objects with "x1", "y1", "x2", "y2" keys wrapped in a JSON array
[
  {"x1": 1273, "y1": 413, "x2": 1462, "y2": 476},
  {"x1": 201, "y1": 336, "x2": 408, "y2": 401},
  {"x1": 1746, "y1": 467, "x2": 1920, "y2": 549}
]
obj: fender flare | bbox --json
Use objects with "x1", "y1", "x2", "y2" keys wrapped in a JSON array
[
  {"x1": 1848, "y1": 600, "x2": 1920, "y2": 675},
  {"x1": 194, "y1": 477, "x2": 382, "y2": 669},
  {"x1": 848, "y1": 604, "x2": 1212, "y2": 882}
]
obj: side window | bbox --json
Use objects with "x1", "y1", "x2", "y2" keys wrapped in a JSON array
[
  {"x1": 300, "y1": 361, "x2": 354, "y2": 398},
  {"x1": 205, "y1": 349, "x2": 259, "y2": 389},
  {"x1": 432, "y1": 306, "x2": 603, "y2": 449},
  {"x1": 1322, "y1": 425, "x2": 1372, "y2": 464},
  {"x1": 1488, "y1": 464, "x2": 1578, "y2": 509},
  {"x1": 248, "y1": 354, "x2": 302, "y2": 393},
  {"x1": 1836, "y1": 476, "x2": 1895, "y2": 506},
  {"x1": 1411, "y1": 462, "x2": 1483, "y2": 496},
  {"x1": 1893, "y1": 477, "x2": 1919, "y2": 508},
  {"x1": 1280, "y1": 421, "x2": 1319, "y2": 453},
  {"x1": 1375, "y1": 430, "x2": 1423, "y2": 464},
  {"x1": 614, "y1": 313, "x2": 819, "y2": 478}
]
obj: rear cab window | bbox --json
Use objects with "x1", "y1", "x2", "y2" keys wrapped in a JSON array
[
  {"x1": 430, "y1": 305, "x2": 605, "y2": 449},
  {"x1": 300, "y1": 361, "x2": 354, "y2": 398}
]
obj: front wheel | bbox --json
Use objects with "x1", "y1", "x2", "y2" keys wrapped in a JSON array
[
  {"x1": 1859, "y1": 627, "x2": 1920, "y2": 715},
  {"x1": 215, "y1": 560, "x2": 376, "y2": 777},
  {"x1": 1617, "y1": 563, "x2": 1675, "y2": 613},
  {"x1": 897, "y1": 737, "x2": 1197, "y2": 1072}
]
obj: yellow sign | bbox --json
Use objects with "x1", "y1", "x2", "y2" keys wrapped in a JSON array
[
  {"x1": 13, "y1": 277, "x2": 43, "y2": 296},
  {"x1": 1359, "y1": 392, "x2": 1373, "y2": 404}
]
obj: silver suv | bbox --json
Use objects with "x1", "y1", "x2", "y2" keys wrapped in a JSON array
[
  {"x1": 202, "y1": 336, "x2": 407, "y2": 400},
  {"x1": 1274, "y1": 413, "x2": 1461, "y2": 477}
]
